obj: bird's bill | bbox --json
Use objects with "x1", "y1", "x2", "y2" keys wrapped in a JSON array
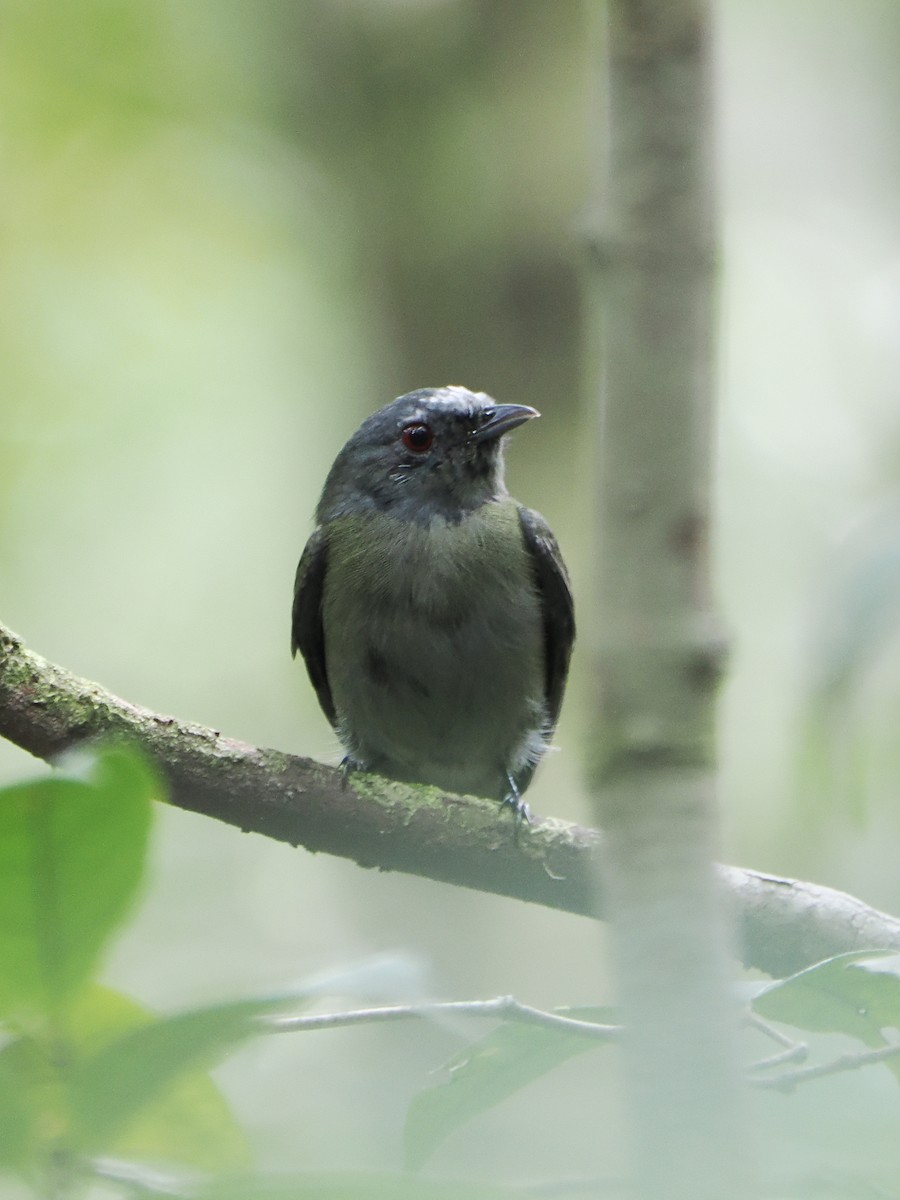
[{"x1": 472, "y1": 404, "x2": 540, "y2": 443}]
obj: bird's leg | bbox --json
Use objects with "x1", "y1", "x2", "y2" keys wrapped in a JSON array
[{"x1": 501, "y1": 773, "x2": 532, "y2": 827}]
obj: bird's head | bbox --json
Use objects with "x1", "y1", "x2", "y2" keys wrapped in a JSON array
[{"x1": 317, "y1": 386, "x2": 539, "y2": 524}]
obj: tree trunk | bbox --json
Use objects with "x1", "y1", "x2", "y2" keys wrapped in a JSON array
[{"x1": 588, "y1": 2, "x2": 754, "y2": 1196}]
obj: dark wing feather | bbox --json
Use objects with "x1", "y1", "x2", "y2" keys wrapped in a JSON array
[
  {"x1": 291, "y1": 527, "x2": 337, "y2": 728},
  {"x1": 517, "y1": 505, "x2": 575, "y2": 736}
]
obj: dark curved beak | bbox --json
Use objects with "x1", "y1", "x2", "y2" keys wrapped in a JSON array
[{"x1": 473, "y1": 404, "x2": 540, "y2": 443}]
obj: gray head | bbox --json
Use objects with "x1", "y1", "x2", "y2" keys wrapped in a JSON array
[{"x1": 316, "y1": 386, "x2": 539, "y2": 525}]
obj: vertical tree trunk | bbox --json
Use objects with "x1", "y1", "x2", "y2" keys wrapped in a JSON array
[{"x1": 588, "y1": 3, "x2": 754, "y2": 1197}]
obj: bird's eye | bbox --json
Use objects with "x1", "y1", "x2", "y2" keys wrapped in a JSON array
[{"x1": 401, "y1": 423, "x2": 434, "y2": 453}]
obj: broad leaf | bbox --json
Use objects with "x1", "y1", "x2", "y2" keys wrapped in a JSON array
[
  {"x1": 74, "y1": 985, "x2": 251, "y2": 1170},
  {"x1": 70, "y1": 990, "x2": 313, "y2": 1149},
  {"x1": 0, "y1": 744, "x2": 157, "y2": 1022},
  {"x1": 0, "y1": 984, "x2": 250, "y2": 1176},
  {"x1": 404, "y1": 1007, "x2": 616, "y2": 1171},
  {"x1": 753, "y1": 950, "x2": 900, "y2": 1045}
]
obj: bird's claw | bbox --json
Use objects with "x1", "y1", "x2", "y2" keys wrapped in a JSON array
[
  {"x1": 339, "y1": 755, "x2": 361, "y2": 790},
  {"x1": 501, "y1": 775, "x2": 532, "y2": 828}
]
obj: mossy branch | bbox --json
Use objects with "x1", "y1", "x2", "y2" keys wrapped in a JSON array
[{"x1": 1, "y1": 619, "x2": 898, "y2": 978}]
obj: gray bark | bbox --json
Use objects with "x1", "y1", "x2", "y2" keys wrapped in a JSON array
[{"x1": 587, "y1": 2, "x2": 753, "y2": 1195}]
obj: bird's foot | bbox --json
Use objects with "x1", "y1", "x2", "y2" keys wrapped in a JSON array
[
  {"x1": 339, "y1": 755, "x2": 363, "y2": 790},
  {"x1": 501, "y1": 775, "x2": 532, "y2": 828}
]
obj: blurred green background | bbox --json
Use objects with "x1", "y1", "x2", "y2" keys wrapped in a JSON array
[{"x1": 3, "y1": 0, "x2": 900, "y2": 1189}]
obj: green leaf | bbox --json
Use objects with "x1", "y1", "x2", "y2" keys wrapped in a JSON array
[
  {"x1": 752, "y1": 950, "x2": 900, "y2": 1045},
  {"x1": 72, "y1": 985, "x2": 251, "y2": 1171},
  {"x1": 0, "y1": 984, "x2": 251, "y2": 1177},
  {"x1": 0, "y1": 1030, "x2": 72, "y2": 1177},
  {"x1": 404, "y1": 1007, "x2": 616, "y2": 1171},
  {"x1": 70, "y1": 990, "x2": 313, "y2": 1150},
  {"x1": 0, "y1": 744, "x2": 158, "y2": 1023}
]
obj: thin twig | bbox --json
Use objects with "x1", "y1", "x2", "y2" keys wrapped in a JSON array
[
  {"x1": 748, "y1": 1043, "x2": 809, "y2": 1073},
  {"x1": 743, "y1": 1009, "x2": 800, "y2": 1049},
  {"x1": 265, "y1": 995, "x2": 622, "y2": 1041},
  {"x1": 743, "y1": 1010, "x2": 808, "y2": 1071},
  {"x1": 272, "y1": 993, "x2": 900, "y2": 1092},
  {"x1": 750, "y1": 1040, "x2": 900, "y2": 1091}
]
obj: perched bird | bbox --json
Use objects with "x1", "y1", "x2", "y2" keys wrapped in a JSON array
[{"x1": 291, "y1": 385, "x2": 574, "y2": 820}]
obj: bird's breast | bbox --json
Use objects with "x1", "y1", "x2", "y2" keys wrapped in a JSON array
[
  {"x1": 321, "y1": 502, "x2": 545, "y2": 795},
  {"x1": 324, "y1": 503, "x2": 533, "y2": 626}
]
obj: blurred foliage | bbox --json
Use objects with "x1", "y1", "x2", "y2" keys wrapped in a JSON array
[
  {"x1": 5, "y1": 749, "x2": 900, "y2": 1198},
  {"x1": 800, "y1": 499, "x2": 900, "y2": 822},
  {"x1": 262, "y1": 0, "x2": 589, "y2": 401},
  {"x1": 404, "y1": 1006, "x2": 618, "y2": 1172},
  {"x1": 4, "y1": 0, "x2": 900, "y2": 1194},
  {"x1": 753, "y1": 951, "x2": 900, "y2": 1048},
  {"x1": 0, "y1": 746, "x2": 155, "y2": 1019},
  {"x1": 0, "y1": 747, "x2": 473, "y2": 1197},
  {"x1": 0, "y1": 745, "x2": 250, "y2": 1192},
  {"x1": 0, "y1": 748, "x2": 290, "y2": 1191}
]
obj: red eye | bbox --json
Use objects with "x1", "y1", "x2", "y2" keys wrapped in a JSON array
[{"x1": 401, "y1": 423, "x2": 434, "y2": 452}]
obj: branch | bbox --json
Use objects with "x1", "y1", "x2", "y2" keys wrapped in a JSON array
[
  {"x1": 750, "y1": 1040, "x2": 900, "y2": 1092},
  {"x1": 265, "y1": 996, "x2": 621, "y2": 1041},
  {"x1": 743, "y1": 1012, "x2": 809, "y2": 1073},
  {"x1": 2, "y1": 620, "x2": 900, "y2": 978}
]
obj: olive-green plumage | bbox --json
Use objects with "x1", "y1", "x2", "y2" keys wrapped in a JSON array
[{"x1": 291, "y1": 385, "x2": 574, "y2": 818}]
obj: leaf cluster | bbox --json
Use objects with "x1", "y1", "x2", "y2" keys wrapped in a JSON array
[{"x1": 4, "y1": 746, "x2": 900, "y2": 1199}]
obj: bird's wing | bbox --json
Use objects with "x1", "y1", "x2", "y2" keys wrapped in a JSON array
[
  {"x1": 517, "y1": 505, "x2": 576, "y2": 736},
  {"x1": 291, "y1": 526, "x2": 337, "y2": 728}
]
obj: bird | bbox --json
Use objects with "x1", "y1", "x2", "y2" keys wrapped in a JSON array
[{"x1": 291, "y1": 385, "x2": 574, "y2": 821}]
